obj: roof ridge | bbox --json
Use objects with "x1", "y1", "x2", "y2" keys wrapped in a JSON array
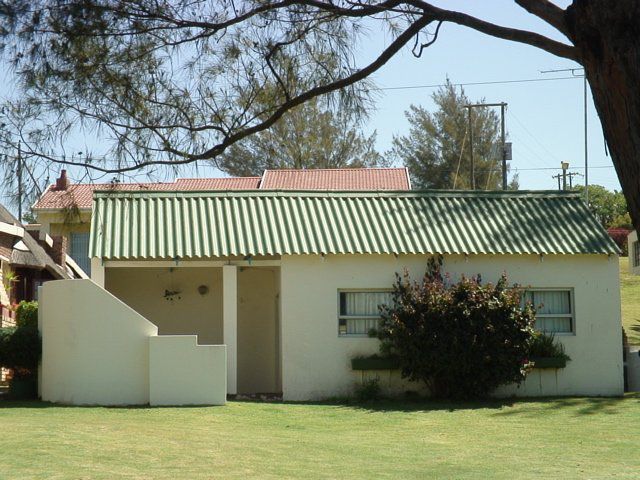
[
  {"x1": 263, "y1": 167, "x2": 407, "y2": 172},
  {"x1": 91, "y1": 189, "x2": 581, "y2": 198}
]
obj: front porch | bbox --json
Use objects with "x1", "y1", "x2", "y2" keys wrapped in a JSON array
[{"x1": 91, "y1": 258, "x2": 281, "y2": 396}]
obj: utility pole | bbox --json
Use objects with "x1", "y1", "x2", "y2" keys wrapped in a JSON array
[
  {"x1": 552, "y1": 161, "x2": 582, "y2": 191},
  {"x1": 501, "y1": 103, "x2": 507, "y2": 190},
  {"x1": 17, "y1": 141, "x2": 22, "y2": 222},
  {"x1": 465, "y1": 102, "x2": 508, "y2": 190},
  {"x1": 465, "y1": 105, "x2": 475, "y2": 189},
  {"x1": 541, "y1": 68, "x2": 588, "y2": 202}
]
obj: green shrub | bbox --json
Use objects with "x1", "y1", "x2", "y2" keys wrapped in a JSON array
[
  {"x1": 354, "y1": 378, "x2": 381, "y2": 402},
  {"x1": 15, "y1": 301, "x2": 38, "y2": 329},
  {"x1": 0, "y1": 303, "x2": 41, "y2": 376},
  {"x1": 528, "y1": 333, "x2": 570, "y2": 361},
  {"x1": 377, "y1": 257, "x2": 537, "y2": 400},
  {"x1": 0, "y1": 326, "x2": 41, "y2": 372}
]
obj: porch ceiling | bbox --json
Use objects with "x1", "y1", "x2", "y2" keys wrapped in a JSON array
[{"x1": 89, "y1": 190, "x2": 619, "y2": 259}]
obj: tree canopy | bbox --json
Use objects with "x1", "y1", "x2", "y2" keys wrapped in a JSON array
[
  {"x1": 390, "y1": 82, "x2": 517, "y2": 190},
  {"x1": 0, "y1": 1, "x2": 639, "y2": 228},
  {"x1": 573, "y1": 184, "x2": 629, "y2": 230},
  {"x1": 218, "y1": 95, "x2": 384, "y2": 176}
]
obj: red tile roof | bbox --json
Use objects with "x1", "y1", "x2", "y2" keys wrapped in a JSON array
[
  {"x1": 33, "y1": 177, "x2": 261, "y2": 210},
  {"x1": 260, "y1": 168, "x2": 411, "y2": 190},
  {"x1": 33, "y1": 168, "x2": 411, "y2": 210}
]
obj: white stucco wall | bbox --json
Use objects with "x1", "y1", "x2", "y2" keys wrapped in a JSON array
[
  {"x1": 40, "y1": 279, "x2": 158, "y2": 405},
  {"x1": 280, "y1": 253, "x2": 623, "y2": 401},
  {"x1": 40, "y1": 279, "x2": 228, "y2": 405},
  {"x1": 628, "y1": 230, "x2": 640, "y2": 275},
  {"x1": 106, "y1": 267, "x2": 224, "y2": 344},
  {"x1": 149, "y1": 336, "x2": 226, "y2": 406}
]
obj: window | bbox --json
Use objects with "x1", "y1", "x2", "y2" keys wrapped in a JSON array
[
  {"x1": 523, "y1": 289, "x2": 574, "y2": 334},
  {"x1": 338, "y1": 290, "x2": 392, "y2": 336},
  {"x1": 70, "y1": 233, "x2": 91, "y2": 276},
  {"x1": 634, "y1": 241, "x2": 640, "y2": 268}
]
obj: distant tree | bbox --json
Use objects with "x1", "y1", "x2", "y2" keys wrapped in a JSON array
[
  {"x1": 573, "y1": 184, "x2": 628, "y2": 229},
  {"x1": 217, "y1": 95, "x2": 385, "y2": 176},
  {"x1": 389, "y1": 81, "x2": 514, "y2": 190}
]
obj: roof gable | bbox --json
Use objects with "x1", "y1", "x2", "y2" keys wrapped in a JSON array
[{"x1": 89, "y1": 190, "x2": 618, "y2": 259}]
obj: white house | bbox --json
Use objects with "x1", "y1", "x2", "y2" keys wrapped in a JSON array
[{"x1": 42, "y1": 187, "x2": 624, "y2": 403}]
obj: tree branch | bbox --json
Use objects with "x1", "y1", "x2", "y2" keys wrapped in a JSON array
[
  {"x1": 514, "y1": 0, "x2": 569, "y2": 36},
  {"x1": 193, "y1": 13, "x2": 435, "y2": 162},
  {"x1": 410, "y1": 0, "x2": 578, "y2": 61}
]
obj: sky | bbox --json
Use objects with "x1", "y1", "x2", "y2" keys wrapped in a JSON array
[
  {"x1": 0, "y1": 0, "x2": 622, "y2": 195},
  {"x1": 362, "y1": 0, "x2": 619, "y2": 191}
]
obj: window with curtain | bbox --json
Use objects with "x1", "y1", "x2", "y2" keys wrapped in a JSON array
[
  {"x1": 338, "y1": 291, "x2": 392, "y2": 336},
  {"x1": 70, "y1": 232, "x2": 91, "y2": 276},
  {"x1": 523, "y1": 290, "x2": 574, "y2": 333}
]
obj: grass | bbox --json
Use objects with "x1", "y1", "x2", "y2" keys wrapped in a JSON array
[
  {"x1": 620, "y1": 257, "x2": 640, "y2": 345},
  {"x1": 1, "y1": 397, "x2": 640, "y2": 479}
]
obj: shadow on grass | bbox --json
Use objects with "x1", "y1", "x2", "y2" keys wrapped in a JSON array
[
  {"x1": 3, "y1": 393, "x2": 638, "y2": 416},
  {"x1": 234, "y1": 393, "x2": 640, "y2": 415},
  {"x1": 489, "y1": 394, "x2": 640, "y2": 417},
  {"x1": 0, "y1": 398, "x2": 218, "y2": 410}
]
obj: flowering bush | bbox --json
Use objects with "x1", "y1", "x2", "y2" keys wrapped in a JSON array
[
  {"x1": 607, "y1": 228, "x2": 630, "y2": 256},
  {"x1": 377, "y1": 257, "x2": 536, "y2": 400}
]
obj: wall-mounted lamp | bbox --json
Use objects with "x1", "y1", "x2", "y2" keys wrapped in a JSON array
[
  {"x1": 243, "y1": 255, "x2": 253, "y2": 265},
  {"x1": 539, "y1": 254, "x2": 545, "y2": 263},
  {"x1": 197, "y1": 285, "x2": 209, "y2": 296},
  {"x1": 163, "y1": 289, "x2": 182, "y2": 301}
]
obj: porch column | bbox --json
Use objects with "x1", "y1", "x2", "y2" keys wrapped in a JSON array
[
  {"x1": 223, "y1": 265, "x2": 238, "y2": 395},
  {"x1": 90, "y1": 258, "x2": 105, "y2": 288}
]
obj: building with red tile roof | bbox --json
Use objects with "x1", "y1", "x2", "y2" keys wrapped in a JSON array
[
  {"x1": 33, "y1": 168, "x2": 410, "y2": 211},
  {"x1": 260, "y1": 167, "x2": 411, "y2": 190}
]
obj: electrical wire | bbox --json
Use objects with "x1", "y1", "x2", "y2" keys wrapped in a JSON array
[{"x1": 379, "y1": 76, "x2": 582, "y2": 91}]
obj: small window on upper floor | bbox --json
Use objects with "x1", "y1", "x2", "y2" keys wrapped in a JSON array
[
  {"x1": 70, "y1": 232, "x2": 91, "y2": 276},
  {"x1": 633, "y1": 241, "x2": 640, "y2": 268}
]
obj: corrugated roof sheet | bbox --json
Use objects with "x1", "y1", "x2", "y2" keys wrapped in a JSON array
[
  {"x1": 33, "y1": 177, "x2": 261, "y2": 210},
  {"x1": 89, "y1": 190, "x2": 618, "y2": 259},
  {"x1": 260, "y1": 168, "x2": 411, "y2": 190}
]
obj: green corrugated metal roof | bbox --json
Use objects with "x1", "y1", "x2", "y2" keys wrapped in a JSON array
[{"x1": 89, "y1": 190, "x2": 619, "y2": 259}]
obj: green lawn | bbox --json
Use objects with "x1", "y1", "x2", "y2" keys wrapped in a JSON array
[
  {"x1": 620, "y1": 257, "x2": 640, "y2": 345},
  {"x1": 1, "y1": 397, "x2": 640, "y2": 479}
]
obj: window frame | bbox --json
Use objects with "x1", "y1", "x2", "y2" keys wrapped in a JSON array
[
  {"x1": 524, "y1": 287, "x2": 575, "y2": 335},
  {"x1": 337, "y1": 288, "x2": 393, "y2": 337},
  {"x1": 634, "y1": 241, "x2": 640, "y2": 268},
  {"x1": 70, "y1": 232, "x2": 91, "y2": 276}
]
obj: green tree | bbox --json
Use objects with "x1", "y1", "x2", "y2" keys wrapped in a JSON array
[
  {"x1": 390, "y1": 82, "x2": 514, "y2": 190},
  {"x1": 2, "y1": 1, "x2": 640, "y2": 230},
  {"x1": 218, "y1": 96, "x2": 385, "y2": 176},
  {"x1": 573, "y1": 185, "x2": 628, "y2": 229}
]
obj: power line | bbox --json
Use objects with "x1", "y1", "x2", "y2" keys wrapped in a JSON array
[
  {"x1": 379, "y1": 76, "x2": 582, "y2": 91},
  {"x1": 507, "y1": 111, "x2": 561, "y2": 167}
]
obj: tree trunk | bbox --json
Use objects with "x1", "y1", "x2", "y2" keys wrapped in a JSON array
[{"x1": 566, "y1": 0, "x2": 640, "y2": 231}]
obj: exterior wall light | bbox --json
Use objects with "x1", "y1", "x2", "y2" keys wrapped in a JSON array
[{"x1": 198, "y1": 285, "x2": 209, "y2": 296}]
